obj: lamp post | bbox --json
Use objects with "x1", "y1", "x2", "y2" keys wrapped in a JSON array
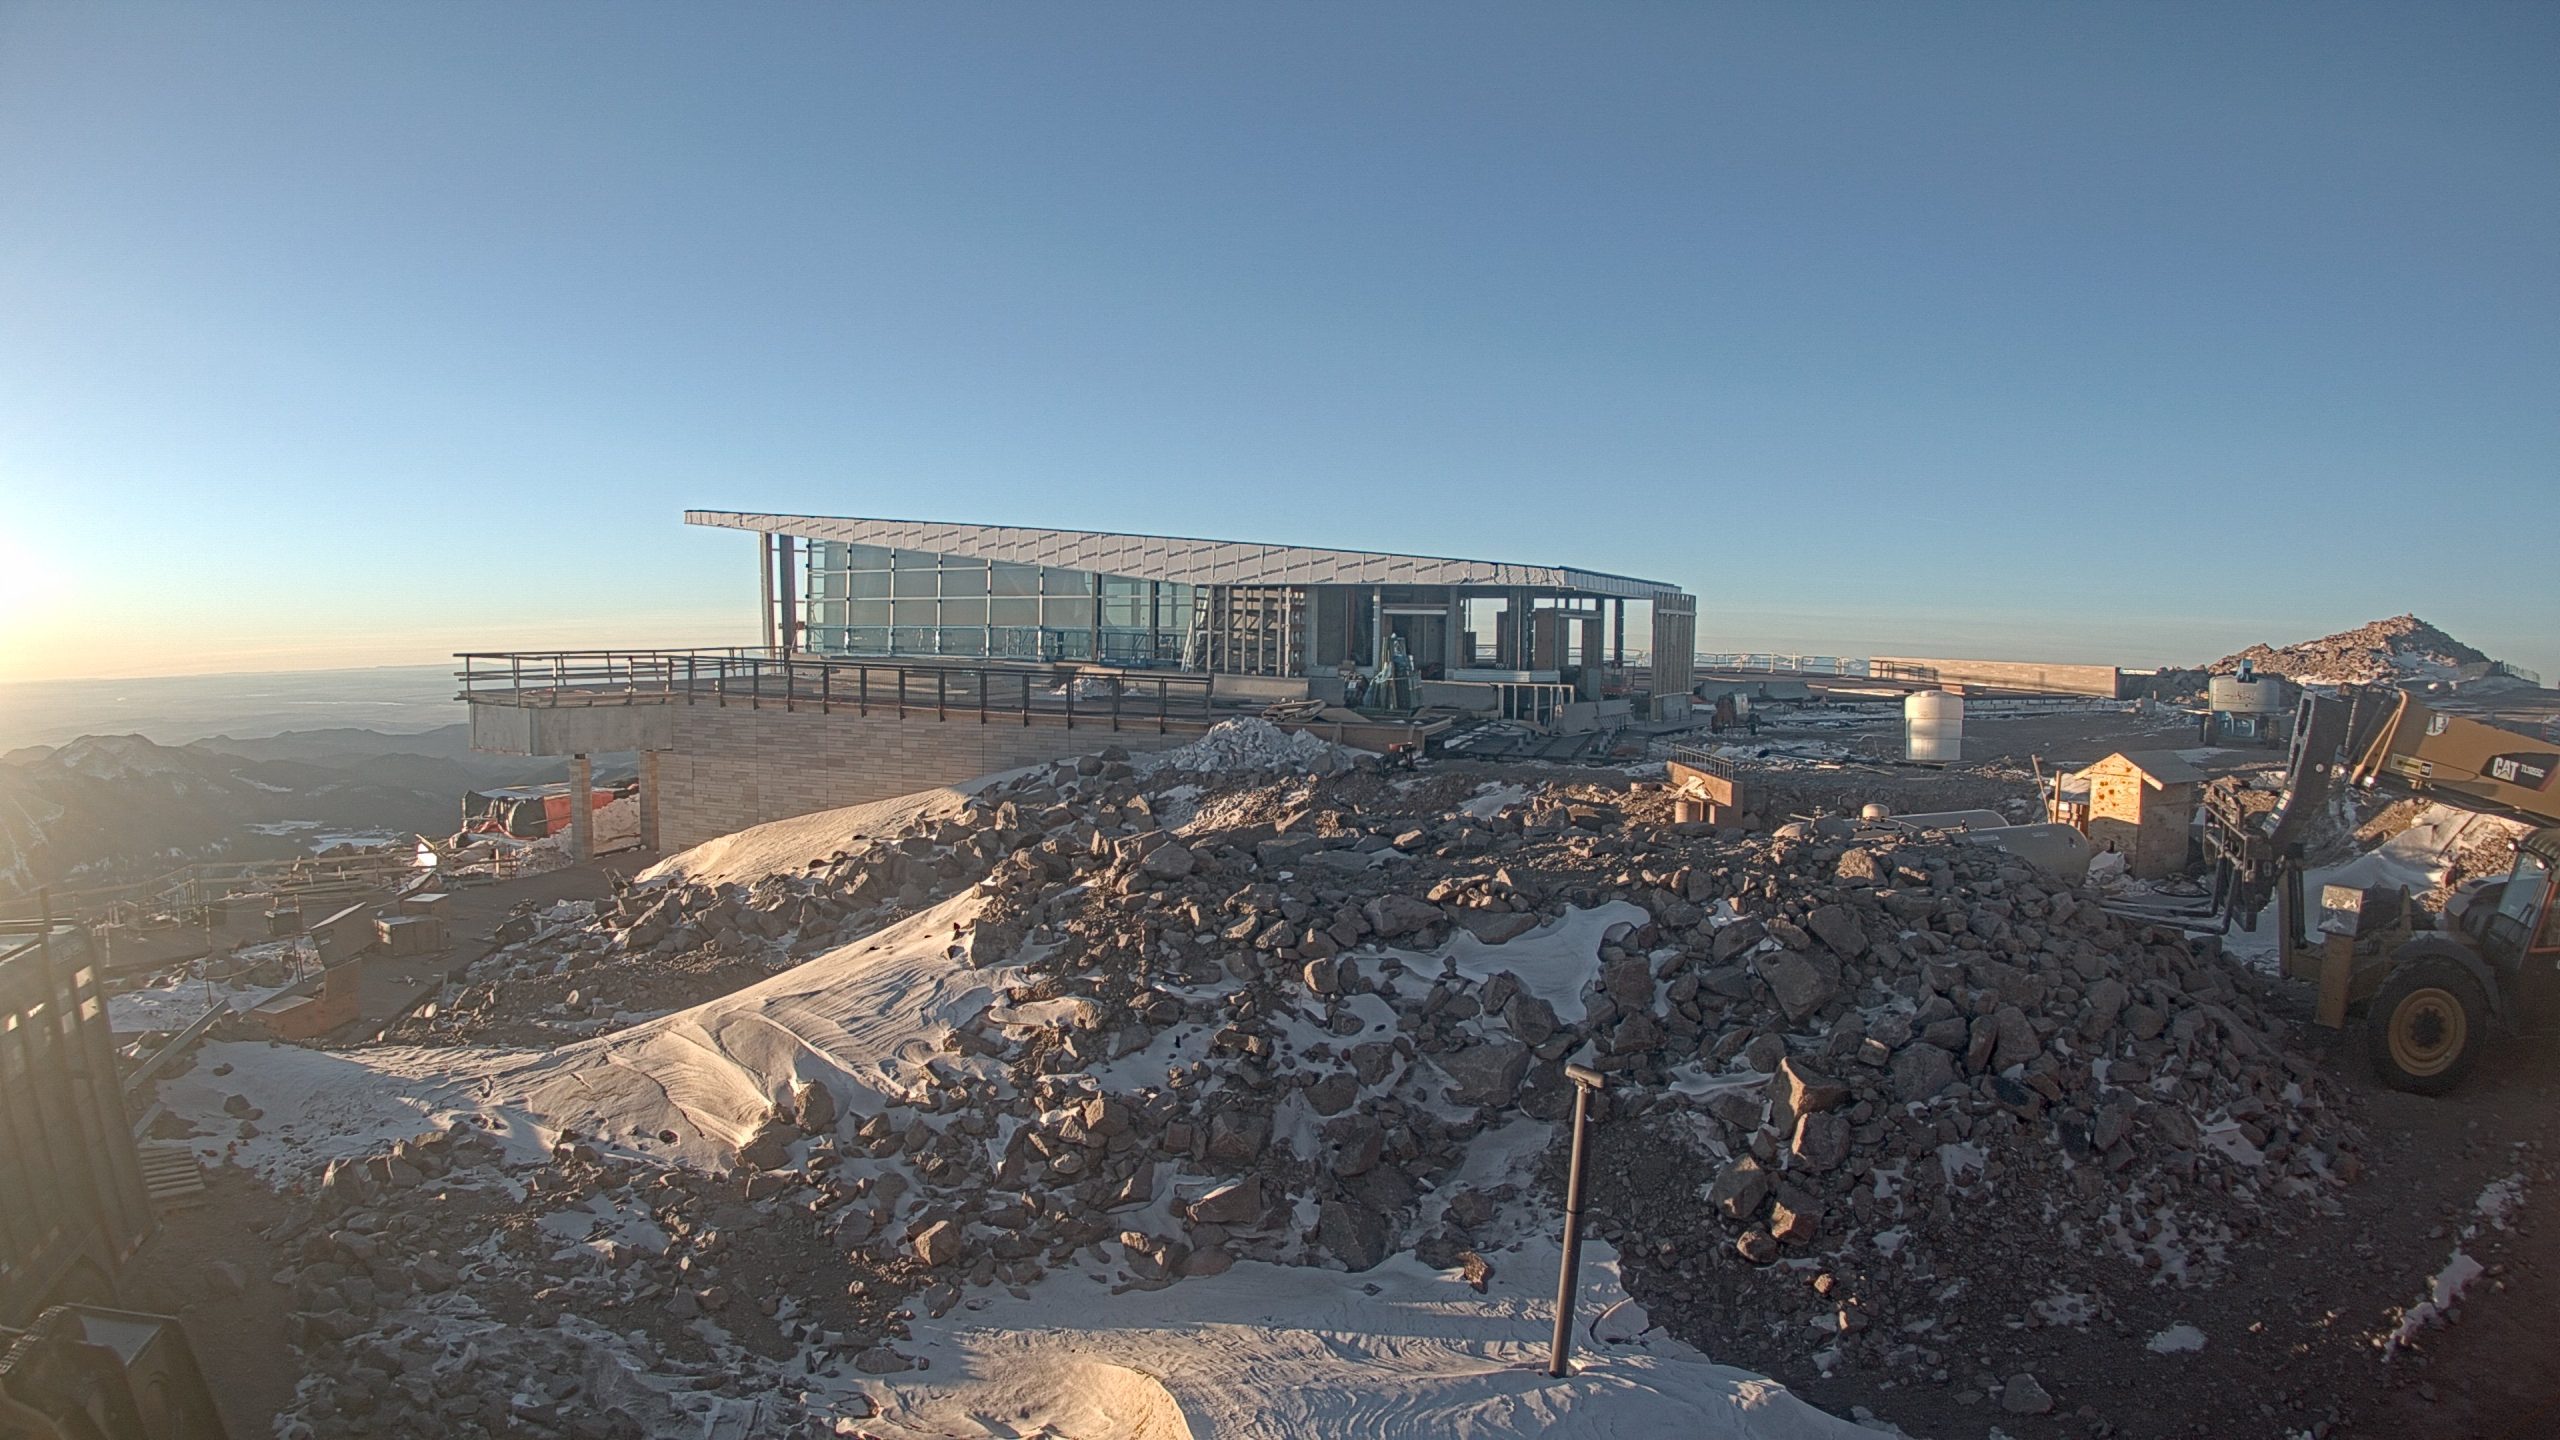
[{"x1": 1549, "y1": 1061, "x2": 1608, "y2": 1378}]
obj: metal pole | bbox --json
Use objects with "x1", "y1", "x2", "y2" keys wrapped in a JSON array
[{"x1": 1549, "y1": 1063, "x2": 1606, "y2": 1378}]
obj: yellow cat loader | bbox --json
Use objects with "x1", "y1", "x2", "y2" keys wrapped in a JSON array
[{"x1": 2205, "y1": 686, "x2": 2560, "y2": 1093}]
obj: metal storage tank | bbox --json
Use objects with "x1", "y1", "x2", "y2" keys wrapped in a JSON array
[
  {"x1": 1904, "y1": 690, "x2": 1964, "y2": 762},
  {"x1": 2207, "y1": 673, "x2": 2288, "y2": 715}
]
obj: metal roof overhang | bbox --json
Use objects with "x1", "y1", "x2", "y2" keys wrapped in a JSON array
[{"x1": 685, "y1": 510, "x2": 1687, "y2": 602}]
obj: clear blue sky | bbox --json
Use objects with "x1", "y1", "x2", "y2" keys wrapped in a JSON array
[{"x1": 2, "y1": 3, "x2": 2553, "y2": 682}]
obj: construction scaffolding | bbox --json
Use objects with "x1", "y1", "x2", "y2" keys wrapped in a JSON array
[{"x1": 1187, "y1": 585, "x2": 1308, "y2": 678}]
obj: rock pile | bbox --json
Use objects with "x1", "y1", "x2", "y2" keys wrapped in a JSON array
[
  {"x1": 233, "y1": 741, "x2": 2371, "y2": 1437},
  {"x1": 1563, "y1": 828, "x2": 2367, "y2": 1409},
  {"x1": 2212, "y1": 614, "x2": 2495, "y2": 686}
]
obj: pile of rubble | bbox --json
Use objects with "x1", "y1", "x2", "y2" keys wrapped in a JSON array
[
  {"x1": 2211, "y1": 614, "x2": 2494, "y2": 686},
  {"x1": 197, "y1": 724, "x2": 2376, "y2": 1437}
]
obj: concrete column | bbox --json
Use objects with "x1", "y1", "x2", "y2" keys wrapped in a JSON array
[
  {"x1": 638, "y1": 749, "x2": 661, "y2": 851},
  {"x1": 759, "y1": 534, "x2": 776, "y2": 650},
  {"x1": 777, "y1": 535, "x2": 799, "y2": 654},
  {"x1": 568, "y1": 753, "x2": 594, "y2": 863}
]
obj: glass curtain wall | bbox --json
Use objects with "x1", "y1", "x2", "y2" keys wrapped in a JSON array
[{"x1": 802, "y1": 541, "x2": 1192, "y2": 664}]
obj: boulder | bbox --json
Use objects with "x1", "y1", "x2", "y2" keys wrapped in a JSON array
[
  {"x1": 1187, "y1": 1177, "x2": 1261, "y2": 1226},
  {"x1": 1711, "y1": 920, "x2": 1766, "y2": 962},
  {"x1": 735, "y1": 1121, "x2": 795, "y2": 1172},
  {"x1": 2001, "y1": 1374, "x2": 2054, "y2": 1415},
  {"x1": 1141, "y1": 844, "x2": 1199, "y2": 881},
  {"x1": 1890, "y1": 1043, "x2": 1958, "y2": 1103},
  {"x1": 1362, "y1": 895, "x2": 1443, "y2": 939},
  {"x1": 1791, "y1": 1112, "x2": 1852, "y2": 1172},
  {"x1": 1774, "y1": 1058, "x2": 1847, "y2": 1117},
  {"x1": 1318, "y1": 1198, "x2": 1391, "y2": 1271},
  {"x1": 913, "y1": 1219, "x2": 961, "y2": 1267},
  {"x1": 1804, "y1": 904, "x2": 1868, "y2": 957},
  {"x1": 1770, "y1": 1191, "x2": 1821, "y2": 1245},
  {"x1": 792, "y1": 1080, "x2": 838, "y2": 1134},
  {"x1": 1454, "y1": 910, "x2": 1540, "y2": 944},
  {"x1": 2081, "y1": 977, "x2": 2130, "y2": 1037},
  {"x1": 1707, "y1": 1157, "x2": 1771, "y2": 1222},
  {"x1": 1754, "y1": 950, "x2": 1839, "y2": 1024},
  {"x1": 1438, "y1": 1042, "x2": 1531, "y2": 1108},
  {"x1": 1206, "y1": 1109, "x2": 1270, "y2": 1165},
  {"x1": 1503, "y1": 994, "x2": 1559, "y2": 1047}
]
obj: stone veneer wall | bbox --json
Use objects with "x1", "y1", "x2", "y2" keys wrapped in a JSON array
[{"x1": 651, "y1": 704, "x2": 1196, "y2": 852}]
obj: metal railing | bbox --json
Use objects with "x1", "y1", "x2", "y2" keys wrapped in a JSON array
[
  {"x1": 1692, "y1": 654, "x2": 1949, "y2": 685},
  {"x1": 455, "y1": 649, "x2": 1221, "y2": 733},
  {"x1": 0, "y1": 843, "x2": 435, "y2": 927},
  {"x1": 1695, "y1": 653, "x2": 1876, "y2": 678}
]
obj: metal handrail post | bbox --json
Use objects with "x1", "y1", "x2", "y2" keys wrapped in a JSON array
[{"x1": 1549, "y1": 1063, "x2": 1607, "y2": 1378}]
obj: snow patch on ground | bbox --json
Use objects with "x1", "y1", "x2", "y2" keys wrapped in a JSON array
[
  {"x1": 863, "y1": 1240, "x2": 1885, "y2": 1440},
  {"x1": 639, "y1": 783, "x2": 1007, "y2": 889},
  {"x1": 2383, "y1": 1166, "x2": 2529, "y2": 1357},
  {"x1": 168, "y1": 893, "x2": 1006, "y2": 1177},
  {"x1": 2386, "y1": 1252, "x2": 2487, "y2": 1356},
  {"x1": 1461, "y1": 783, "x2": 1534, "y2": 820},
  {"x1": 1435, "y1": 901, "x2": 1651, "y2": 1026},
  {"x1": 159, "y1": 888, "x2": 1891, "y2": 1439},
  {"x1": 2145, "y1": 1323, "x2": 2207, "y2": 1354}
]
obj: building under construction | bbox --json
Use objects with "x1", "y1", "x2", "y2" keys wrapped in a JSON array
[{"x1": 462, "y1": 510, "x2": 1696, "y2": 852}]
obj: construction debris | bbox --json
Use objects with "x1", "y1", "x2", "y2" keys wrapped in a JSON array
[
  {"x1": 2210, "y1": 614, "x2": 2500, "y2": 688},
  {"x1": 144, "y1": 715, "x2": 2400, "y2": 1439}
]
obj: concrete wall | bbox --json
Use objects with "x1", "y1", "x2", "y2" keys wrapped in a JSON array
[
  {"x1": 652, "y1": 705, "x2": 1194, "y2": 852},
  {"x1": 469, "y1": 702, "x2": 673, "y2": 757},
  {"x1": 1871, "y1": 657, "x2": 2126, "y2": 699}
]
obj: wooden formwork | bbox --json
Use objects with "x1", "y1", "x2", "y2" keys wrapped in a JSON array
[{"x1": 0, "y1": 919, "x2": 156, "y2": 1326}]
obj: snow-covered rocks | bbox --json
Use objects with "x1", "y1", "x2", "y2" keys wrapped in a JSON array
[
  {"x1": 1135, "y1": 717, "x2": 1353, "y2": 776},
  {"x1": 151, "y1": 741, "x2": 2388, "y2": 1440}
]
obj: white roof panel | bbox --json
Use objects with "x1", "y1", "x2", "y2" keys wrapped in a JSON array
[{"x1": 685, "y1": 511, "x2": 1688, "y2": 601}]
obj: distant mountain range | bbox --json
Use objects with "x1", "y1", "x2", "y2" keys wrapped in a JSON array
[{"x1": 0, "y1": 725, "x2": 588, "y2": 900}]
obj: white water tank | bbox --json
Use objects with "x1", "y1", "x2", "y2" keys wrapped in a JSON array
[{"x1": 1904, "y1": 690, "x2": 1964, "y2": 763}]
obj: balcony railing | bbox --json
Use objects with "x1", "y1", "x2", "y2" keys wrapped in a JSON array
[
  {"x1": 1694, "y1": 654, "x2": 1946, "y2": 684},
  {"x1": 455, "y1": 649, "x2": 1221, "y2": 733}
]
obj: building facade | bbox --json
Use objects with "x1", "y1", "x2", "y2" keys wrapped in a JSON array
[{"x1": 464, "y1": 511, "x2": 1696, "y2": 853}]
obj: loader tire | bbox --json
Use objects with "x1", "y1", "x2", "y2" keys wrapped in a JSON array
[{"x1": 2368, "y1": 956, "x2": 2487, "y2": 1096}]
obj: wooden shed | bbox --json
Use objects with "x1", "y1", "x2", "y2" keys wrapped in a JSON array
[{"x1": 2079, "y1": 750, "x2": 2204, "y2": 879}]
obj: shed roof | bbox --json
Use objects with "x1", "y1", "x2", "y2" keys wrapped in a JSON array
[
  {"x1": 2085, "y1": 750, "x2": 2208, "y2": 786},
  {"x1": 686, "y1": 510, "x2": 1688, "y2": 601}
]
